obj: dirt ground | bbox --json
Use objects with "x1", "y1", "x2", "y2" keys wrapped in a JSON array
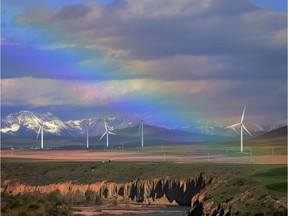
[
  {"x1": 71, "y1": 203, "x2": 189, "y2": 216},
  {"x1": 1, "y1": 149, "x2": 286, "y2": 164}
]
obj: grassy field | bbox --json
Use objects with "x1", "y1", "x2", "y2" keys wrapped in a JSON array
[
  {"x1": 1, "y1": 131, "x2": 287, "y2": 185},
  {"x1": 1, "y1": 157, "x2": 286, "y2": 189},
  {"x1": 1, "y1": 157, "x2": 287, "y2": 215}
]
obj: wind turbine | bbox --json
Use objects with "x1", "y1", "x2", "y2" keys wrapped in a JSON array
[
  {"x1": 226, "y1": 106, "x2": 252, "y2": 152},
  {"x1": 134, "y1": 113, "x2": 151, "y2": 152},
  {"x1": 36, "y1": 124, "x2": 44, "y2": 149},
  {"x1": 100, "y1": 122, "x2": 116, "y2": 148}
]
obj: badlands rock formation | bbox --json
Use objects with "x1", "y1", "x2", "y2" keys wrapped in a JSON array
[
  {"x1": 3, "y1": 173, "x2": 211, "y2": 206},
  {"x1": 3, "y1": 173, "x2": 234, "y2": 215}
]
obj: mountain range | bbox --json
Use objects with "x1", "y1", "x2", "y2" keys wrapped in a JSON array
[
  {"x1": 0, "y1": 111, "x2": 280, "y2": 138},
  {"x1": 1, "y1": 111, "x2": 137, "y2": 137}
]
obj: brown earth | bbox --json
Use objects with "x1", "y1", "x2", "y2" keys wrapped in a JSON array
[
  {"x1": 71, "y1": 204, "x2": 189, "y2": 216},
  {"x1": 1, "y1": 149, "x2": 286, "y2": 164}
]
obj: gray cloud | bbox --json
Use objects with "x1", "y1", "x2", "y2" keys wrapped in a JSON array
[
  {"x1": 2, "y1": 77, "x2": 286, "y2": 125},
  {"x1": 53, "y1": 4, "x2": 91, "y2": 20},
  {"x1": 14, "y1": 0, "x2": 286, "y2": 81},
  {"x1": 2, "y1": 0, "x2": 286, "y2": 126}
]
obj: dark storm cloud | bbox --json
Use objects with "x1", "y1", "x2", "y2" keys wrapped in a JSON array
[{"x1": 13, "y1": 0, "x2": 286, "y2": 81}]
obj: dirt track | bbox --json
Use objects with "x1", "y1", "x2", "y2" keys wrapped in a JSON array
[{"x1": 1, "y1": 150, "x2": 286, "y2": 164}]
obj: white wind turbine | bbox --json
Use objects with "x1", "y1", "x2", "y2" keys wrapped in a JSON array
[
  {"x1": 134, "y1": 113, "x2": 151, "y2": 152},
  {"x1": 36, "y1": 124, "x2": 44, "y2": 149},
  {"x1": 226, "y1": 106, "x2": 252, "y2": 152},
  {"x1": 100, "y1": 121, "x2": 116, "y2": 148}
]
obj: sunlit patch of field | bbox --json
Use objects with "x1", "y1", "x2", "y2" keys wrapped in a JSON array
[
  {"x1": 1, "y1": 132, "x2": 287, "y2": 165},
  {"x1": 1, "y1": 146, "x2": 286, "y2": 164}
]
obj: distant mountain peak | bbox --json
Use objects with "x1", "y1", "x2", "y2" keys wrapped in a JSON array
[
  {"x1": 1, "y1": 111, "x2": 138, "y2": 137},
  {"x1": 0, "y1": 110, "x2": 280, "y2": 138}
]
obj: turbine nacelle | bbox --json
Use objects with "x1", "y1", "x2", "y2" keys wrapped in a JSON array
[
  {"x1": 133, "y1": 112, "x2": 151, "y2": 121},
  {"x1": 226, "y1": 123, "x2": 252, "y2": 136},
  {"x1": 226, "y1": 106, "x2": 252, "y2": 136}
]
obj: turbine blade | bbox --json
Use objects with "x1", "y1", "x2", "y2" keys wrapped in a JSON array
[
  {"x1": 241, "y1": 106, "x2": 246, "y2": 123},
  {"x1": 108, "y1": 131, "x2": 116, "y2": 135},
  {"x1": 100, "y1": 132, "x2": 107, "y2": 140},
  {"x1": 242, "y1": 124, "x2": 252, "y2": 136},
  {"x1": 231, "y1": 127, "x2": 239, "y2": 134},
  {"x1": 143, "y1": 115, "x2": 151, "y2": 120},
  {"x1": 226, "y1": 123, "x2": 241, "y2": 129},
  {"x1": 133, "y1": 112, "x2": 142, "y2": 120},
  {"x1": 104, "y1": 122, "x2": 108, "y2": 131},
  {"x1": 36, "y1": 127, "x2": 41, "y2": 139}
]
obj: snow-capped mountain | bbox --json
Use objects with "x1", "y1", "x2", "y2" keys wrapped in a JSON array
[
  {"x1": 1, "y1": 111, "x2": 75, "y2": 137},
  {"x1": 179, "y1": 123, "x2": 269, "y2": 137},
  {"x1": 0, "y1": 111, "x2": 280, "y2": 137},
  {"x1": 1, "y1": 111, "x2": 138, "y2": 137}
]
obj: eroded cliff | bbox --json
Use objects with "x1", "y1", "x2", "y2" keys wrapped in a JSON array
[{"x1": 2, "y1": 172, "x2": 212, "y2": 206}]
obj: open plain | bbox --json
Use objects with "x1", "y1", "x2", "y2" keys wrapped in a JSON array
[
  {"x1": 1, "y1": 129, "x2": 287, "y2": 215},
  {"x1": 1, "y1": 149, "x2": 287, "y2": 164},
  {"x1": 1, "y1": 142, "x2": 287, "y2": 216}
]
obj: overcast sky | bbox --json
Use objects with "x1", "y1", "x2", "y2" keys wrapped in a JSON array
[{"x1": 1, "y1": 0, "x2": 287, "y2": 127}]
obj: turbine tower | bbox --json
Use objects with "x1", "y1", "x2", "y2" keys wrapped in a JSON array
[
  {"x1": 86, "y1": 124, "x2": 89, "y2": 149},
  {"x1": 226, "y1": 106, "x2": 252, "y2": 152},
  {"x1": 100, "y1": 122, "x2": 116, "y2": 148},
  {"x1": 36, "y1": 125, "x2": 44, "y2": 149},
  {"x1": 134, "y1": 113, "x2": 151, "y2": 152}
]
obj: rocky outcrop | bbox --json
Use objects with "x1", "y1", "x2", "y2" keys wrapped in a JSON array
[
  {"x1": 3, "y1": 173, "x2": 212, "y2": 206},
  {"x1": 185, "y1": 192, "x2": 231, "y2": 216}
]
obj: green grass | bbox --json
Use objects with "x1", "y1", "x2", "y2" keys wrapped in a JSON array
[
  {"x1": 254, "y1": 167, "x2": 287, "y2": 177},
  {"x1": 1, "y1": 158, "x2": 287, "y2": 215},
  {"x1": 140, "y1": 134, "x2": 287, "y2": 158},
  {"x1": 252, "y1": 167, "x2": 287, "y2": 193},
  {"x1": 266, "y1": 182, "x2": 287, "y2": 193},
  {"x1": 2, "y1": 158, "x2": 286, "y2": 187},
  {"x1": 203, "y1": 164, "x2": 287, "y2": 215},
  {"x1": 1, "y1": 189, "x2": 104, "y2": 216},
  {"x1": 1, "y1": 158, "x2": 217, "y2": 184}
]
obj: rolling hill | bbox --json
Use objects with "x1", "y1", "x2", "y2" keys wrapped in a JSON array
[{"x1": 257, "y1": 126, "x2": 287, "y2": 139}]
